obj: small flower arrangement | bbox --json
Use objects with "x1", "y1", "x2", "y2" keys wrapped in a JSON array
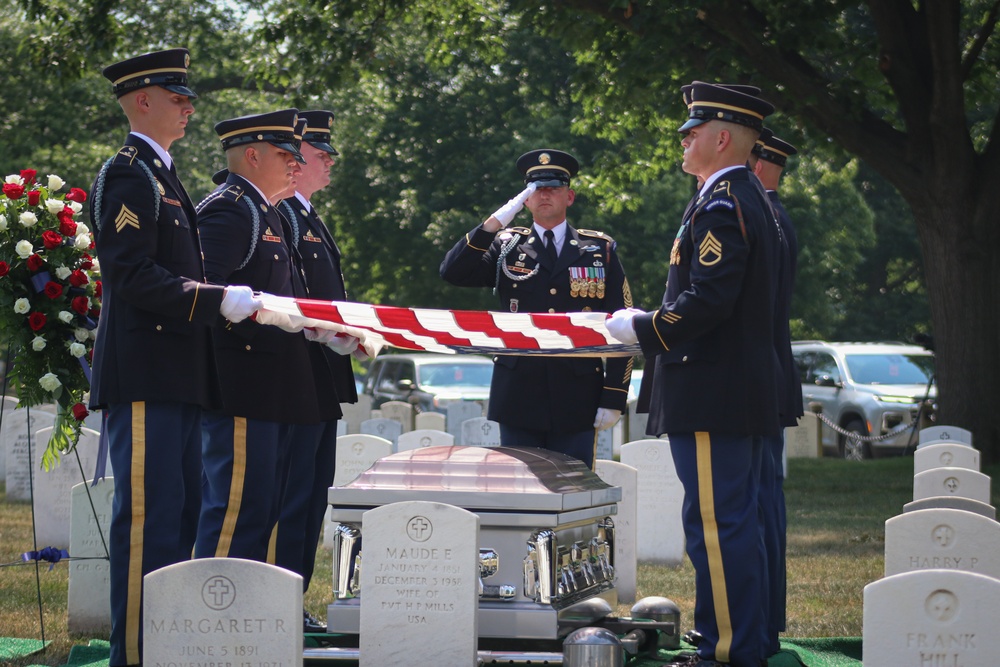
[{"x1": 0, "y1": 169, "x2": 101, "y2": 469}]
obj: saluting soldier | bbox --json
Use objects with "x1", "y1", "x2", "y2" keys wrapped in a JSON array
[
  {"x1": 271, "y1": 110, "x2": 360, "y2": 633},
  {"x1": 194, "y1": 109, "x2": 323, "y2": 563},
  {"x1": 440, "y1": 149, "x2": 633, "y2": 469},
  {"x1": 90, "y1": 49, "x2": 260, "y2": 667},
  {"x1": 607, "y1": 82, "x2": 781, "y2": 667}
]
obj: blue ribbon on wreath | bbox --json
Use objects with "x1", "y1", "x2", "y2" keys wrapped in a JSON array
[{"x1": 21, "y1": 546, "x2": 71, "y2": 571}]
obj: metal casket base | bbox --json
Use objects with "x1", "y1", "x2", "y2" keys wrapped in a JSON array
[{"x1": 327, "y1": 446, "x2": 621, "y2": 640}]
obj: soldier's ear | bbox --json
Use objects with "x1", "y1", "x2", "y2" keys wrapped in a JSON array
[{"x1": 244, "y1": 146, "x2": 259, "y2": 167}]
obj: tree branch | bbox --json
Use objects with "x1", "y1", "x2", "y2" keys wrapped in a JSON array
[{"x1": 961, "y1": 0, "x2": 1000, "y2": 80}]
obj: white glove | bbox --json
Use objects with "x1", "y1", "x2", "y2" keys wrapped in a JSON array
[
  {"x1": 490, "y1": 182, "x2": 538, "y2": 227},
  {"x1": 593, "y1": 407, "x2": 622, "y2": 431},
  {"x1": 219, "y1": 285, "x2": 261, "y2": 323},
  {"x1": 606, "y1": 308, "x2": 643, "y2": 345},
  {"x1": 327, "y1": 333, "x2": 361, "y2": 356},
  {"x1": 303, "y1": 327, "x2": 339, "y2": 344}
]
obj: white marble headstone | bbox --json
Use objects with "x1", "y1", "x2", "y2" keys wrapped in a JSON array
[
  {"x1": 144, "y1": 558, "x2": 302, "y2": 666},
  {"x1": 0, "y1": 395, "x2": 18, "y2": 478},
  {"x1": 904, "y1": 496, "x2": 996, "y2": 521},
  {"x1": 379, "y1": 401, "x2": 414, "y2": 433},
  {"x1": 621, "y1": 438, "x2": 684, "y2": 565},
  {"x1": 596, "y1": 424, "x2": 615, "y2": 461},
  {"x1": 323, "y1": 435, "x2": 394, "y2": 548},
  {"x1": 360, "y1": 501, "x2": 479, "y2": 667},
  {"x1": 67, "y1": 477, "x2": 114, "y2": 632},
  {"x1": 885, "y1": 508, "x2": 1000, "y2": 579},
  {"x1": 360, "y1": 418, "x2": 402, "y2": 448},
  {"x1": 4, "y1": 407, "x2": 57, "y2": 500},
  {"x1": 785, "y1": 413, "x2": 820, "y2": 458},
  {"x1": 913, "y1": 467, "x2": 991, "y2": 504},
  {"x1": 415, "y1": 411, "x2": 446, "y2": 432},
  {"x1": 397, "y1": 429, "x2": 455, "y2": 452},
  {"x1": 918, "y1": 425, "x2": 973, "y2": 447},
  {"x1": 445, "y1": 402, "x2": 482, "y2": 442},
  {"x1": 626, "y1": 400, "x2": 649, "y2": 444},
  {"x1": 340, "y1": 394, "x2": 372, "y2": 435},
  {"x1": 914, "y1": 443, "x2": 981, "y2": 475},
  {"x1": 32, "y1": 427, "x2": 104, "y2": 549},
  {"x1": 863, "y1": 569, "x2": 1000, "y2": 667},
  {"x1": 460, "y1": 417, "x2": 501, "y2": 448},
  {"x1": 595, "y1": 460, "x2": 638, "y2": 603}
]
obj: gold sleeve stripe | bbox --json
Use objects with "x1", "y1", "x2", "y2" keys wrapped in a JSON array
[
  {"x1": 465, "y1": 232, "x2": 488, "y2": 252},
  {"x1": 662, "y1": 311, "x2": 682, "y2": 324},
  {"x1": 651, "y1": 309, "x2": 670, "y2": 351},
  {"x1": 188, "y1": 283, "x2": 200, "y2": 322},
  {"x1": 604, "y1": 386, "x2": 627, "y2": 394}
]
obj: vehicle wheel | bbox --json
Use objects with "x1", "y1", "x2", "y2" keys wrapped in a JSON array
[{"x1": 839, "y1": 419, "x2": 872, "y2": 461}]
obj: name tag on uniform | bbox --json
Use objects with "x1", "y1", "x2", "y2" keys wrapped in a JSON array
[{"x1": 162, "y1": 196, "x2": 182, "y2": 207}]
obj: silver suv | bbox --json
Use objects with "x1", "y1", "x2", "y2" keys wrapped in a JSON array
[{"x1": 791, "y1": 341, "x2": 936, "y2": 460}]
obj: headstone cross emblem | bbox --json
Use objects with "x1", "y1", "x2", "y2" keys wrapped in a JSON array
[
  {"x1": 407, "y1": 516, "x2": 432, "y2": 542},
  {"x1": 202, "y1": 576, "x2": 236, "y2": 610}
]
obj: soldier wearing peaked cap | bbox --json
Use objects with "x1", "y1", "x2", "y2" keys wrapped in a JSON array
[
  {"x1": 89, "y1": 48, "x2": 261, "y2": 667},
  {"x1": 441, "y1": 149, "x2": 634, "y2": 469},
  {"x1": 270, "y1": 109, "x2": 360, "y2": 633},
  {"x1": 194, "y1": 108, "x2": 325, "y2": 565},
  {"x1": 606, "y1": 82, "x2": 782, "y2": 667}
]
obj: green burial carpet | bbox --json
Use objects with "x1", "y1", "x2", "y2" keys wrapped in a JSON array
[{"x1": 0, "y1": 637, "x2": 49, "y2": 660}]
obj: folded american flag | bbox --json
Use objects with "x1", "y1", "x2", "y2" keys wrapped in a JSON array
[{"x1": 254, "y1": 294, "x2": 639, "y2": 357}]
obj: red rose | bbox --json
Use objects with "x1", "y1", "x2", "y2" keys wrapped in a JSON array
[
  {"x1": 65, "y1": 187, "x2": 87, "y2": 203},
  {"x1": 26, "y1": 254, "x2": 43, "y2": 271},
  {"x1": 71, "y1": 296, "x2": 89, "y2": 315},
  {"x1": 0, "y1": 262, "x2": 8, "y2": 277},
  {"x1": 94, "y1": 280, "x2": 103, "y2": 297},
  {"x1": 42, "y1": 230, "x2": 63, "y2": 250},
  {"x1": 44, "y1": 281, "x2": 63, "y2": 299},
  {"x1": 69, "y1": 270, "x2": 89, "y2": 287},
  {"x1": 27, "y1": 190, "x2": 41, "y2": 206},
  {"x1": 3, "y1": 183, "x2": 24, "y2": 199},
  {"x1": 28, "y1": 312, "x2": 46, "y2": 331},
  {"x1": 79, "y1": 254, "x2": 93, "y2": 270},
  {"x1": 59, "y1": 219, "x2": 78, "y2": 236},
  {"x1": 71, "y1": 402, "x2": 89, "y2": 421},
  {"x1": 20, "y1": 169, "x2": 36, "y2": 185},
  {"x1": 89, "y1": 305, "x2": 101, "y2": 318}
]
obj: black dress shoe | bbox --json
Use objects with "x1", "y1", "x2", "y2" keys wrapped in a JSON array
[
  {"x1": 682, "y1": 629, "x2": 705, "y2": 647},
  {"x1": 303, "y1": 608, "x2": 327, "y2": 633}
]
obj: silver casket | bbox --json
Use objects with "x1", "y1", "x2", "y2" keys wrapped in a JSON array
[{"x1": 327, "y1": 445, "x2": 620, "y2": 640}]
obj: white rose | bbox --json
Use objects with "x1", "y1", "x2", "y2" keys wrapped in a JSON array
[
  {"x1": 91, "y1": 258, "x2": 101, "y2": 273},
  {"x1": 74, "y1": 234, "x2": 91, "y2": 250},
  {"x1": 15, "y1": 240, "x2": 33, "y2": 258},
  {"x1": 45, "y1": 199, "x2": 65, "y2": 214},
  {"x1": 68, "y1": 201, "x2": 83, "y2": 215},
  {"x1": 19, "y1": 212, "x2": 37, "y2": 227},
  {"x1": 69, "y1": 342, "x2": 86, "y2": 358},
  {"x1": 76, "y1": 222, "x2": 90, "y2": 235},
  {"x1": 58, "y1": 311, "x2": 74, "y2": 323},
  {"x1": 47, "y1": 175, "x2": 65, "y2": 191},
  {"x1": 39, "y1": 372, "x2": 61, "y2": 393},
  {"x1": 5, "y1": 174, "x2": 22, "y2": 185},
  {"x1": 55, "y1": 266, "x2": 71, "y2": 280},
  {"x1": 74, "y1": 327, "x2": 90, "y2": 342},
  {"x1": 13, "y1": 298, "x2": 30, "y2": 314},
  {"x1": 31, "y1": 336, "x2": 46, "y2": 351},
  {"x1": 0, "y1": 216, "x2": 7, "y2": 232}
]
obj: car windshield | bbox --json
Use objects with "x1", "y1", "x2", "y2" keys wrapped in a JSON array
[
  {"x1": 844, "y1": 353, "x2": 934, "y2": 385},
  {"x1": 417, "y1": 363, "x2": 492, "y2": 388}
]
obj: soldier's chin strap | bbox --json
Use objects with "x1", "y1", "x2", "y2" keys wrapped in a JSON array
[{"x1": 494, "y1": 231, "x2": 537, "y2": 295}]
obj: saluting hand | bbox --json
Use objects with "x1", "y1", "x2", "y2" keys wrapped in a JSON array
[{"x1": 485, "y1": 182, "x2": 538, "y2": 231}]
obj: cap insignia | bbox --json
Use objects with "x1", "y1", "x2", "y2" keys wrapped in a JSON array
[
  {"x1": 539, "y1": 153, "x2": 551, "y2": 165},
  {"x1": 184, "y1": 54, "x2": 190, "y2": 68}
]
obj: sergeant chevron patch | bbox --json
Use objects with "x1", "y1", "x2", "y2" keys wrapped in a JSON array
[
  {"x1": 699, "y1": 230, "x2": 722, "y2": 266},
  {"x1": 115, "y1": 204, "x2": 140, "y2": 232}
]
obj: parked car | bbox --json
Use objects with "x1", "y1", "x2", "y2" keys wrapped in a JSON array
[
  {"x1": 791, "y1": 341, "x2": 936, "y2": 460},
  {"x1": 363, "y1": 353, "x2": 494, "y2": 412}
]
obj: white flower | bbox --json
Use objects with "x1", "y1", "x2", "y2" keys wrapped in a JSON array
[
  {"x1": 45, "y1": 199, "x2": 65, "y2": 214},
  {"x1": 39, "y1": 373, "x2": 61, "y2": 392},
  {"x1": 19, "y1": 212, "x2": 37, "y2": 227},
  {"x1": 15, "y1": 240, "x2": 33, "y2": 258},
  {"x1": 31, "y1": 336, "x2": 46, "y2": 351},
  {"x1": 91, "y1": 258, "x2": 101, "y2": 273},
  {"x1": 0, "y1": 216, "x2": 7, "y2": 232},
  {"x1": 13, "y1": 298, "x2": 30, "y2": 314},
  {"x1": 5, "y1": 174, "x2": 23, "y2": 185},
  {"x1": 46, "y1": 174, "x2": 65, "y2": 191},
  {"x1": 68, "y1": 201, "x2": 83, "y2": 215},
  {"x1": 69, "y1": 342, "x2": 86, "y2": 358},
  {"x1": 76, "y1": 222, "x2": 90, "y2": 236},
  {"x1": 74, "y1": 233, "x2": 91, "y2": 250},
  {"x1": 55, "y1": 266, "x2": 71, "y2": 280},
  {"x1": 74, "y1": 328, "x2": 89, "y2": 342},
  {"x1": 58, "y1": 311, "x2": 74, "y2": 323}
]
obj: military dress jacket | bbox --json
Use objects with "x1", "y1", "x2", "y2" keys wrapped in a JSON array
[
  {"x1": 197, "y1": 174, "x2": 321, "y2": 425},
  {"x1": 441, "y1": 223, "x2": 633, "y2": 434},
  {"x1": 88, "y1": 134, "x2": 224, "y2": 409},
  {"x1": 278, "y1": 197, "x2": 357, "y2": 408},
  {"x1": 770, "y1": 191, "x2": 804, "y2": 427},
  {"x1": 634, "y1": 167, "x2": 782, "y2": 437}
]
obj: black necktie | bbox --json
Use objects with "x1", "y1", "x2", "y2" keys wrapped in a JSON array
[{"x1": 544, "y1": 229, "x2": 558, "y2": 263}]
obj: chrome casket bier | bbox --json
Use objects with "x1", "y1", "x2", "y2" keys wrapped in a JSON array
[{"x1": 328, "y1": 445, "x2": 620, "y2": 639}]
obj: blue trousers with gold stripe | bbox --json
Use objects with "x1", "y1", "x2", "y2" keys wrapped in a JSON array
[
  {"x1": 195, "y1": 413, "x2": 293, "y2": 562},
  {"x1": 271, "y1": 418, "x2": 338, "y2": 591},
  {"x1": 759, "y1": 433, "x2": 787, "y2": 656},
  {"x1": 107, "y1": 401, "x2": 203, "y2": 667},
  {"x1": 499, "y1": 424, "x2": 598, "y2": 469},
  {"x1": 668, "y1": 431, "x2": 765, "y2": 667}
]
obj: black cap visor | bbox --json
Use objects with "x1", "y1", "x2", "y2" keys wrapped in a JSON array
[
  {"x1": 306, "y1": 139, "x2": 340, "y2": 156},
  {"x1": 162, "y1": 83, "x2": 198, "y2": 99}
]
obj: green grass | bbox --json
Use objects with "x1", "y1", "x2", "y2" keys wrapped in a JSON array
[{"x1": 2, "y1": 456, "x2": 999, "y2": 665}]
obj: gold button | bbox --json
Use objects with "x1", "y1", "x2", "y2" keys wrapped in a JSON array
[
  {"x1": 274, "y1": 254, "x2": 279, "y2": 260},
  {"x1": 174, "y1": 219, "x2": 180, "y2": 226},
  {"x1": 512, "y1": 284, "x2": 518, "y2": 289},
  {"x1": 682, "y1": 355, "x2": 688, "y2": 362},
  {"x1": 155, "y1": 325, "x2": 162, "y2": 331},
  {"x1": 548, "y1": 308, "x2": 555, "y2": 313},
  {"x1": 549, "y1": 288, "x2": 557, "y2": 295},
  {"x1": 313, "y1": 253, "x2": 318, "y2": 259},
  {"x1": 245, "y1": 345, "x2": 252, "y2": 351}
]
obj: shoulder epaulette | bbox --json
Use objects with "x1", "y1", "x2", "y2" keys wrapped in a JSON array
[
  {"x1": 691, "y1": 181, "x2": 747, "y2": 243},
  {"x1": 92, "y1": 146, "x2": 160, "y2": 232},
  {"x1": 111, "y1": 145, "x2": 140, "y2": 165},
  {"x1": 578, "y1": 228, "x2": 615, "y2": 243},
  {"x1": 196, "y1": 184, "x2": 259, "y2": 271},
  {"x1": 507, "y1": 226, "x2": 531, "y2": 235}
]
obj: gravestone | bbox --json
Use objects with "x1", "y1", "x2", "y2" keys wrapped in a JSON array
[
  {"x1": 397, "y1": 429, "x2": 455, "y2": 452},
  {"x1": 904, "y1": 496, "x2": 996, "y2": 521},
  {"x1": 626, "y1": 400, "x2": 649, "y2": 444},
  {"x1": 621, "y1": 438, "x2": 685, "y2": 565},
  {"x1": 863, "y1": 569, "x2": 1000, "y2": 667},
  {"x1": 336, "y1": 420, "x2": 347, "y2": 437},
  {"x1": 918, "y1": 425, "x2": 973, "y2": 447},
  {"x1": 913, "y1": 467, "x2": 991, "y2": 504},
  {"x1": 415, "y1": 411, "x2": 446, "y2": 432},
  {"x1": 914, "y1": 443, "x2": 981, "y2": 475},
  {"x1": 4, "y1": 407, "x2": 57, "y2": 500},
  {"x1": 446, "y1": 402, "x2": 482, "y2": 443},
  {"x1": 359, "y1": 501, "x2": 479, "y2": 667},
  {"x1": 0, "y1": 395, "x2": 18, "y2": 478},
  {"x1": 67, "y1": 477, "x2": 114, "y2": 632},
  {"x1": 596, "y1": 424, "x2": 614, "y2": 461},
  {"x1": 323, "y1": 435, "x2": 394, "y2": 548},
  {"x1": 144, "y1": 558, "x2": 302, "y2": 666},
  {"x1": 460, "y1": 417, "x2": 501, "y2": 448},
  {"x1": 785, "y1": 413, "x2": 820, "y2": 458},
  {"x1": 884, "y1": 508, "x2": 1000, "y2": 579},
  {"x1": 340, "y1": 394, "x2": 372, "y2": 435},
  {"x1": 380, "y1": 401, "x2": 414, "y2": 433},
  {"x1": 595, "y1": 460, "x2": 638, "y2": 603},
  {"x1": 32, "y1": 426, "x2": 103, "y2": 549},
  {"x1": 360, "y1": 418, "x2": 402, "y2": 448}
]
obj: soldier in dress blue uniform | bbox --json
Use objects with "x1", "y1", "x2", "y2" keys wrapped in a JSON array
[
  {"x1": 750, "y1": 128, "x2": 802, "y2": 659},
  {"x1": 270, "y1": 110, "x2": 360, "y2": 633},
  {"x1": 90, "y1": 48, "x2": 260, "y2": 667},
  {"x1": 607, "y1": 82, "x2": 781, "y2": 667},
  {"x1": 440, "y1": 149, "x2": 633, "y2": 469},
  {"x1": 194, "y1": 109, "x2": 325, "y2": 563}
]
